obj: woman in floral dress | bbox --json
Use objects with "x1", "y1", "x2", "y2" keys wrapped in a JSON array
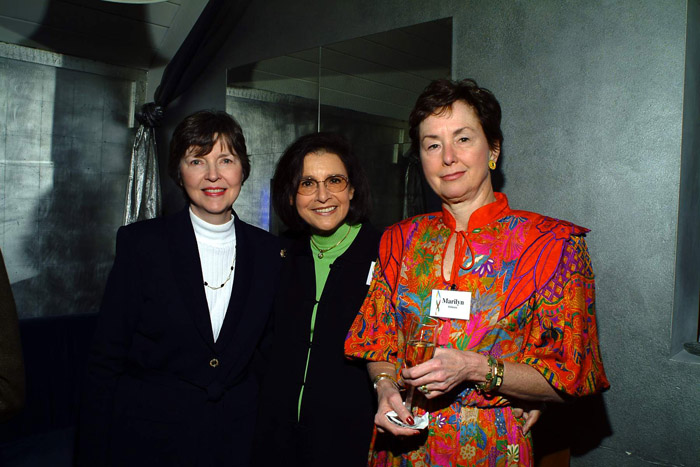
[{"x1": 344, "y1": 79, "x2": 609, "y2": 466}]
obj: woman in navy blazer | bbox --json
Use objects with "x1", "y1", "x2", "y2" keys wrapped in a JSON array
[{"x1": 76, "y1": 110, "x2": 280, "y2": 466}]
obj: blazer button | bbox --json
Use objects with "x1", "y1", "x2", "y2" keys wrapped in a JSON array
[{"x1": 209, "y1": 358, "x2": 220, "y2": 368}]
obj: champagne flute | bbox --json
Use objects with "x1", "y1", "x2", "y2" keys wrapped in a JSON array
[{"x1": 403, "y1": 315, "x2": 439, "y2": 415}]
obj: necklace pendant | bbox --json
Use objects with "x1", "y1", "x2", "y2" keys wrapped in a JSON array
[{"x1": 310, "y1": 225, "x2": 351, "y2": 261}]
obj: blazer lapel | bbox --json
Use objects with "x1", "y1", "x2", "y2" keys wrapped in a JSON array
[
  {"x1": 167, "y1": 209, "x2": 216, "y2": 349},
  {"x1": 215, "y1": 214, "x2": 254, "y2": 352}
]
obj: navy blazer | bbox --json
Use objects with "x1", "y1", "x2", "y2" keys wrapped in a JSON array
[{"x1": 76, "y1": 208, "x2": 281, "y2": 467}]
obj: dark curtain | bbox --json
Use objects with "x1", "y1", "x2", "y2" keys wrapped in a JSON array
[{"x1": 124, "y1": 0, "x2": 252, "y2": 224}]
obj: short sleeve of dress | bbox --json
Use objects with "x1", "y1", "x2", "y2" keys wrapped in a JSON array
[
  {"x1": 344, "y1": 225, "x2": 404, "y2": 364},
  {"x1": 521, "y1": 234, "x2": 609, "y2": 397}
]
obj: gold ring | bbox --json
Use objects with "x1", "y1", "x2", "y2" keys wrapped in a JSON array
[{"x1": 419, "y1": 385, "x2": 429, "y2": 394}]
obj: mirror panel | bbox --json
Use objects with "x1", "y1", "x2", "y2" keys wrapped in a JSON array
[
  {"x1": 227, "y1": 18, "x2": 451, "y2": 233},
  {"x1": 228, "y1": 49, "x2": 320, "y2": 103}
]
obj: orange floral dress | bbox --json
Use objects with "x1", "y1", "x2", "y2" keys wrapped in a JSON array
[{"x1": 344, "y1": 193, "x2": 609, "y2": 466}]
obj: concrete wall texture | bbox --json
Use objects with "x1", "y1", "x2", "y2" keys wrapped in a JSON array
[
  {"x1": 0, "y1": 45, "x2": 144, "y2": 318},
  {"x1": 157, "y1": 1, "x2": 698, "y2": 465},
  {"x1": 673, "y1": 0, "x2": 700, "y2": 358}
]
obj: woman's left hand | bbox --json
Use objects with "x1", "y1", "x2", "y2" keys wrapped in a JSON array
[
  {"x1": 511, "y1": 404, "x2": 542, "y2": 435},
  {"x1": 402, "y1": 347, "x2": 486, "y2": 397}
]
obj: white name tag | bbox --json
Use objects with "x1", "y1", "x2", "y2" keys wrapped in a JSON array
[
  {"x1": 429, "y1": 289, "x2": 471, "y2": 320},
  {"x1": 366, "y1": 261, "x2": 376, "y2": 286}
]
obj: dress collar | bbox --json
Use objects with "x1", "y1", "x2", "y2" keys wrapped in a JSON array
[{"x1": 441, "y1": 192, "x2": 510, "y2": 232}]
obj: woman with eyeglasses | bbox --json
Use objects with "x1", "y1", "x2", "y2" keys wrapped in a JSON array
[{"x1": 253, "y1": 132, "x2": 379, "y2": 467}]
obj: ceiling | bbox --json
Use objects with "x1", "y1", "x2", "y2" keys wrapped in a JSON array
[
  {"x1": 0, "y1": 0, "x2": 208, "y2": 70},
  {"x1": 227, "y1": 18, "x2": 452, "y2": 121}
]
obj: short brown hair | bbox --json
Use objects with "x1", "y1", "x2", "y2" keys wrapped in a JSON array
[
  {"x1": 169, "y1": 110, "x2": 250, "y2": 200},
  {"x1": 409, "y1": 79, "x2": 503, "y2": 153}
]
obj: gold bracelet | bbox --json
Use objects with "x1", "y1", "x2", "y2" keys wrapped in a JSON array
[
  {"x1": 372, "y1": 372, "x2": 398, "y2": 391},
  {"x1": 492, "y1": 359, "x2": 505, "y2": 391},
  {"x1": 475, "y1": 355, "x2": 501, "y2": 393}
]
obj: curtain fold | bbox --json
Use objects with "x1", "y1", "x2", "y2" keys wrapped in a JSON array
[
  {"x1": 123, "y1": 0, "x2": 252, "y2": 225},
  {"x1": 124, "y1": 125, "x2": 161, "y2": 224}
]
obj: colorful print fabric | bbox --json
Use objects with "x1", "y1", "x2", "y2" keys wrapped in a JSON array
[{"x1": 344, "y1": 193, "x2": 609, "y2": 466}]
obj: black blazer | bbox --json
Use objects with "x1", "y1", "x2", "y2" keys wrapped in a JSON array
[
  {"x1": 254, "y1": 223, "x2": 381, "y2": 467},
  {"x1": 76, "y1": 208, "x2": 281, "y2": 467}
]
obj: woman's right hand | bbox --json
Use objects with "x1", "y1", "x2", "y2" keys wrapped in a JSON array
[{"x1": 373, "y1": 379, "x2": 421, "y2": 436}]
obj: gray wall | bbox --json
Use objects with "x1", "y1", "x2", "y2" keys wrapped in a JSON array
[
  {"x1": 0, "y1": 44, "x2": 145, "y2": 318},
  {"x1": 673, "y1": 0, "x2": 700, "y2": 358},
  {"x1": 157, "y1": 1, "x2": 699, "y2": 465}
]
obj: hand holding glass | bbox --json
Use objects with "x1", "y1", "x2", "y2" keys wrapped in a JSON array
[{"x1": 403, "y1": 316, "x2": 439, "y2": 414}]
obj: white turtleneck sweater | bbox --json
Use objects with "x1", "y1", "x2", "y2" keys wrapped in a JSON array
[{"x1": 189, "y1": 208, "x2": 236, "y2": 342}]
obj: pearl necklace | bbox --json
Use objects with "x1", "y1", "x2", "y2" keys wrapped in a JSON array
[{"x1": 310, "y1": 225, "x2": 351, "y2": 259}]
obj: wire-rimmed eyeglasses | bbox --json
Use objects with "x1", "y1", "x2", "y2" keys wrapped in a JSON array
[{"x1": 297, "y1": 174, "x2": 349, "y2": 195}]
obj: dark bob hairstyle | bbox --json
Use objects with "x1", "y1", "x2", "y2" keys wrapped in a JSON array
[
  {"x1": 168, "y1": 110, "x2": 250, "y2": 199},
  {"x1": 409, "y1": 78, "x2": 503, "y2": 153},
  {"x1": 272, "y1": 132, "x2": 371, "y2": 232}
]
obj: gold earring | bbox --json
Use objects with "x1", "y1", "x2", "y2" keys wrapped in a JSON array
[{"x1": 488, "y1": 160, "x2": 497, "y2": 170}]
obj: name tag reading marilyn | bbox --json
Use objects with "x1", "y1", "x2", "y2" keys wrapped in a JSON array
[{"x1": 429, "y1": 289, "x2": 471, "y2": 320}]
